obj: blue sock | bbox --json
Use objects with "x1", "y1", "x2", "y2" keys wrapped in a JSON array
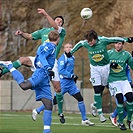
[
  {"x1": 78, "y1": 101, "x2": 87, "y2": 121},
  {"x1": 43, "y1": 110, "x2": 52, "y2": 133},
  {"x1": 10, "y1": 69, "x2": 24, "y2": 84},
  {"x1": 111, "y1": 108, "x2": 118, "y2": 118},
  {"x1": 36, "y1": 105, "x2": 45, "y2": 114}
]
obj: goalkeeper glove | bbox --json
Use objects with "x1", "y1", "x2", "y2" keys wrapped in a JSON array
[
  {"x1": 48, "y1": 69, "x2": 55, "y2": 80},
  {"x1": 65, "y1": 52, "x2": 72, "y2": 58},
  {"x1": 72, "y1": 74, "x2": 78, "y2": 83},
  {"x1": 127, "y1": 37, "x2": 133, "y2": 43},
  {"x1": 110, "y1": 62, "x2": 118, "y2": 69}
]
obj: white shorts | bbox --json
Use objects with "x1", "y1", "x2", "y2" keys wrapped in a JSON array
[
  {"x1": 28, "y1": 56, "x2": 36, "y2": 72},
  {"x1": 109, "y1": 80, "x2": 132, "y2": 96},
  {"x1": 90, "y1": 64, "x2": 110, "y2": 86},
  {"x1": 29, "y1": 56, "x2": 60, "y2": 81},
  {"x1": 52, "y1": 59, "x2": 60, "y2": 81}
]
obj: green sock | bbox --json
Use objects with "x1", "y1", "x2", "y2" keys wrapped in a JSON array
[
  {"x1": 94, "y1": 93, "x2": 102, "y2": 115},
  {"x1": 56, "y1": 92, "x2": 63, "y2": 114},
  {"x1": 117, "y1": 104, "x2": 124, "y2": 124},
  {"x1": 126, "y1": 101, "x2": 133, "y2": 121},
  {"x1": 2, "y1": 60, "x2": 21, "y2": 75}
]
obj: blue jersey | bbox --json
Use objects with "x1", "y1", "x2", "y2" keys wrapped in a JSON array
[
  {"x1": 34, "y1": 42, "x2": 56, "y2": 70},
  {"x1": 58, "y1": 53, "x2": 80, "y2": 96},
  {"x1": 28, "y1": 42, "x2": 56, "y2": 101},
  {"x1": 126, "y1": 64, "x2": 132, "y2": 83},
  {"x1": 58, "y1": 53, "x2": 75, "y2": 78}
]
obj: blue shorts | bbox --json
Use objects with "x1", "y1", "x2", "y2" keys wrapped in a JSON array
[
  {"x1": 60, "y1": 78, "x2": 80, "y2": 96},
  {"x1": 28, "y1": 68, "x2": 52, "y2": 101}
]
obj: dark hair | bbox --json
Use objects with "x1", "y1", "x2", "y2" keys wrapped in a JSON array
[
  {"x1": 84, "y1": 30, "x2": 98, "y2": 41},
  {"x1": 54, "y1": 16, "x2": 64, "y2": 26}
]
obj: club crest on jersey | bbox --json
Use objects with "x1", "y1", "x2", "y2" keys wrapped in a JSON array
[
  {"x1": 92, "y1": 54, "x2": 104, "y2": 62},
  {"x1": 112, "y1": 64, "x2": 123, "y2": 73}
]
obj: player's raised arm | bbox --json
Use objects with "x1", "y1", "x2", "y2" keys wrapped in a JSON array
[
  {"x1": 37, "y1": 8, "x2": 58, "y2": 30},
  {"x1": 15, "y1": 30, "x2": 32, "y2": 40}
]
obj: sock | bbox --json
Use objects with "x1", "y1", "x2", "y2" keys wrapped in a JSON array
[
  {"x1": 111, "y1": 108, "x2": 118, "y2": 118},
  {"x1": 78, "y1": 101, "x2": 87, "y2": 121},
  {"x1": 36, "y1": 105, "x2": 45, "y2": 114},
  {"x1": 43, "y1": 110, "x2": 52, "y2": 133},
  {"x1": 117, "y1": 109, "x2": 127, "y2": 122},
  {"x1": 6, "y1": 64, "x2": 24, "y2": 84},
  {"x1": 2, "y1": 60, "x2": 21, "y2": 75},
  {"x1": 117, "y1": 104, "x2": 124, "y2": 124},
  {"x1": 56, "y1": 92, "x2": 63, "y2": 114},
  {"x1": 94, "y1": 93, "x2": 102, "y2": 115},
  {"x1": 126, "y1": 101, "x2": 133, "y2": 121}
]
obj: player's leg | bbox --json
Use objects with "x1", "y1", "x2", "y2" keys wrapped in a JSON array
[
  {"x1": 93, "y1": 85, "x2": 106, "y2": 122},
  {"x1": 72, "y1": 92, "x2": 94, "y2": 126},
  {"x1": 0, "y1": 56, "x2": 34, "y2": 76},
  {"x1": 115, "y1": 93, "x2": 127, "y2": 130},
  {"x1": 41, "y1": 98, "x2": 53, "y2": 133},
  {"x1": 125, "y1": 92, "x2": 133, "y2": 129},
  {"x1": 51, "y1": 59, "x2": 64, "y2": 123},
  {"x1": 51, "y1": 80, "x2": 64, "y2": 123},
  {"x1": 0, "y1": 61, "x2": 32, "y2": 90}
]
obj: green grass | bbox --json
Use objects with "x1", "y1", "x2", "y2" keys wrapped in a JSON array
[{"x1": 0, "y1": 111, "x2": 131, "y2": 133}]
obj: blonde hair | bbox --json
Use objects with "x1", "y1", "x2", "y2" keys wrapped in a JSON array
[{"x1": 48, "y1": 30, "x2": 60, "y2": 41}]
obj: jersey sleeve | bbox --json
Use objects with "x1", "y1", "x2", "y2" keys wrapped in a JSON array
[
  {"x1": 31, "y1": 28, "x2": 44, "y2": 40},
  {"x1": 56, "y1": 27, "x2": 66, "y2": 58},
  {"x1": 70, "y1": 40, "x2": 84, "y2": 54},
  {"x1": 58, "y1": 54, "x2": 73, "y2": 78},
  {"x1": 100, "y1": 36, "x2": 128, "y2": 45}
]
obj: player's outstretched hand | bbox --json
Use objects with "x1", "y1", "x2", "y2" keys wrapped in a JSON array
[
  {"x1": 37, "y1": 8, "x2": 47, "y2": 16},
  {"x1": 65, "y1": 52, "x2": 72, "y2": 58},
  {"x1": 15, "y1": 30, "x2": 23, "y2": 36},
  {"x1": 128, "y1": 37, "x2": 133, "y2": 43}
]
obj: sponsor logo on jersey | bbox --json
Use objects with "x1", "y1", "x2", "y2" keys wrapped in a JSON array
[
  {"x1": 112, "y1": 64, "x2": 123, "y2": 73},
  {"x1": 92, "y1": 54, "x2": 104, "y2": 62}
]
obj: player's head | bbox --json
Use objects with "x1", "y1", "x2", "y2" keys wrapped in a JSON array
[
  {"x1": 84, "y1": 30, "x2": 98, "y2": 46},
  {"x1": 115, "y1": 41, "x2": 124, "y2": 52},
  {"x1": 48, "y1": 30, "x2": 60, "y2": 45},
  {"x1": 64, "y1": 43, "x2": 72, "y2": 53},
  {"x1": 54, "y1": 16, "x2": 64, "y2": 26}
]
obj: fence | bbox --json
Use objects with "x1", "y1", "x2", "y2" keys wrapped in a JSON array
[{"x1": 0, "y1": 80, "x2": 95, "y2": 113}]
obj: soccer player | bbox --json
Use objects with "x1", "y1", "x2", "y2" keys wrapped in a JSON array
[
  {"x1": 65, "y1": 30, "x2": 133, "y2": 123},
  {"x1": 108, "y1": 41, "x2": 133, "y2": 130},
  {"x1": 0, "y1": 8, "x2": 66, "y2": 123},
  {"x1": 0, "y1": 30, "x2": 60, "y2": 133},
  {"x1": 58, "y1": 43, "x2": 94, "y2": 126},
  {"x1": 109, "y1": 64, "x2": 133, "y2": 127}
]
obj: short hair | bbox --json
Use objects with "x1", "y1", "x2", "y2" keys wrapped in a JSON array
[
  {"x1": 48, "y1": 30, "x2": 60, "y2": 41},
  {"x1": 54, "y1": 16, "x2": 64, "y2": 26},
  {"x1": 84, "y1": 30, "x2": 98, "y2": 41}
]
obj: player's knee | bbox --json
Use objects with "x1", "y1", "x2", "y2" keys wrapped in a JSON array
[
  {"x1": 125, "y1": 92, "x2": 133, "y2": 102},
  {"x1": 52, "y1": 81, "x2": 61, "y2": 92},
  {"x1": 116, "y1": 93, "x2": 123, "y2": 104},
  {"x1": 19, "y1": 81, "x2": 32, "y2": 90},
  {"x1": 18, "y1": 57, "x2": 32, "y2": 66},
  {"x1": 73, "y1": 92, "x2": 83, "y2": 102},
  {"x1": 18, "y1": 57, "x2": 26, "y2": 64},
  {"x1": 94, "y1": 85, "x2": 102, "y2": 94}
]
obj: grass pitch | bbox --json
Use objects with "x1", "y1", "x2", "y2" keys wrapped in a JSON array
[{"x1": 0, "y1": 111, "x2": 131, "y2": 133}]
